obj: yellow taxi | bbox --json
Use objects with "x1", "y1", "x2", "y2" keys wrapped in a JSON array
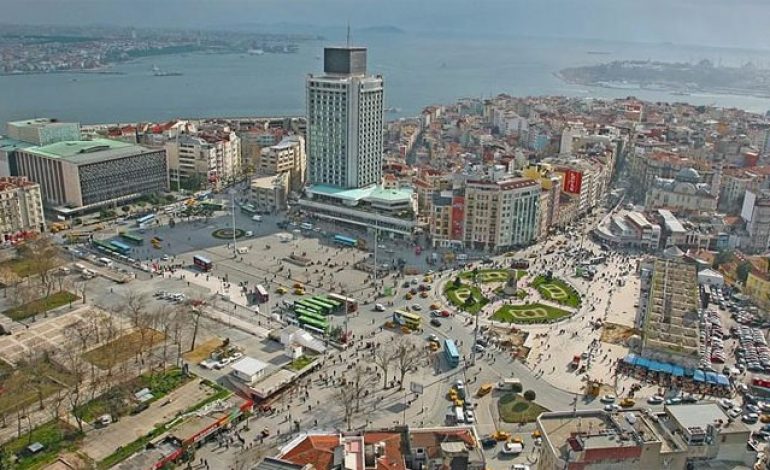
[
  {"x1": 476, "y1": 383, "x2": 493, "y2": 397},
  {"x1": 275, "y1": 287, "x2": 288, "y2": 294},
  {"x1": 620, "y1": 398, "x2": 635, "y2": 408}
]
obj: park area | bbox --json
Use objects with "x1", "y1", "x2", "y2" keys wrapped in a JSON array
[
  {"x1": 491, "y1": 302, "x2": 572, "y2": 324},
  {"x1": 457, "y1": 268, "x2": 526, "y2": 283},
  {"x1": 82, "y1": 328, "x2": 165, "y2": 369},
  {"x1": 3, "y1": 291, "x2": 79, "y2": 321},
  {"x1": 3, "y1": 420, "x2": 82, "y2": 470},
  {"x1": 531, "y1": 275, "x2": 581, "y2": 308},
  {"x1": 443, "y1": 283, "x2": 489, "y2": 314},
  {"x1": 498, "y1": 393, "x2": 549, "y2": 423}
]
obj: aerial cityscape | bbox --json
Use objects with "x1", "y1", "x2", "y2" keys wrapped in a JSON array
[{"x1": 2, "y1": 2, "x2": 770, "y2": 470}]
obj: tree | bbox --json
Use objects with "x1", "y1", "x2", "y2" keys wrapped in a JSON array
[
  {"x1": 713, "y1": 250, "x2": 734, "y2": 268},
  {"x1": 393, "y1": 337, "x2": 423, "y2": 391},
  {"x1": 349, "y1": 364, "x2": 376, "y2": 413},
  {"x1": 18, "y1": 236, "x2": 60, "y2": 310},
  {"x1": 523, "y1": 389, "x2": 536, "y2": 401},
  {"x1": 373, "y1": 343, "x2": 395, "y2": 389},
  {"x1": 453, "y1": 277, "x2": 461, "y2": 288},
  {"x1": 334, "y1": 376, "x2": 358, "y2": 430},
  {"x1": 737, "y1": 261, "x2": 753, "y2": 284}
]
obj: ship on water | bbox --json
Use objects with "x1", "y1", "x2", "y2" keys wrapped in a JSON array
[
  {"x1": 384, "y1": 106, "x2": 402, "y2": 113},
  {"x1": 151, "y1": 65, "x2": 182, "y2": 77}
]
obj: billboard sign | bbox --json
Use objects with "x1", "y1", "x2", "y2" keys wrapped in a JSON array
[
  {"x1": 563, "y1": 170, "x2": 583, "y2": 195},
  {"x1": 451, "y1": 196, "x2": 465, "y2": 240}
]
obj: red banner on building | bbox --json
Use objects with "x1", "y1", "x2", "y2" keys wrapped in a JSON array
[
  {"x1": 451, "y1": 196, "x2": 464, "y2": 240},
  {"x1": 563, "y1": 170, "x2": 583, "y2": 195}
]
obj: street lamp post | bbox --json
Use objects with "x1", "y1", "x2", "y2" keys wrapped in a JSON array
[
  {"x1": 229, "y1": 189, "x2": 237, "y2": 257},
  {"x1": 471, "y1": 271, "x2": 481, "y2": 365}
]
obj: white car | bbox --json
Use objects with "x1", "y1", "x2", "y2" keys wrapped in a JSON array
[
  {"x1": 513, "y1": 466, "x2": 531, "y2": 470},
  {"x1": 600, "y1": 394, "x2": 616, "y2": 404},
  {"x1": 727, "y1": 408, "x2": 742, "y2": 418},
  {"x1": 501, "y1": 442, "x2": 524, "y2": 455},
  {"x1": 647, "y1": 395, "x2": 664, "y2": 405},
  {"x1": 603, "y1": 404, "x2": 620, "y2": 413},
  {"x1": 464, "y1": 410, "x2": 475, "y2": 423},
  {"x1": 718, "y1": 398, "x2": 735, "y2": 410},
  {"x1": 374, "y1": 303, "x2": 386, "y2": 312}
]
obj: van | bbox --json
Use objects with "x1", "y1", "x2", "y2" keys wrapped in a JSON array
[
  {"x1": 97, "y1": 257, "x2": 112, "y2": 267},
  {"x1": 74, "y1": 263, "x2": 87, "y2": 273},
  {"x1": 374, "y1": 303, "x2": 386, "y2": 312},
  {"x1": 252, "y1": 215, "x2": 262, "y2": 222}
]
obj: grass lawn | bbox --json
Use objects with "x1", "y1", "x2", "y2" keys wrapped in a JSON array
[
  {"x1": 443, "y1": 283, "x2": 489, "y2": 314},
  {"x1": 3, "y1": 291, "x2": 79, "y2": 321},
  {"x1": 531, "y1": 275, "x2": 581, "y2": 308},
  {"x1": 4, "y1": 420, "x2": 82, "y2": 470},
  {"x1": 498, "y1": 393, "x2": 549, "y2": 423},
  {"x1": 76, "y1": 368, "x2": 190, "y2": 423},
  {"x1": 0, "y1": 257, "x2": 63, "y2": 279},
  {"x1": 457, "y1": 269, "x2": 526, "y2": 283},
  {"x1": 83, "y1": 329, "x2": 165, "y2": 369},
  {"x1": 492, "y1": 303, "x2": 572, "y2": 324},
  {"x1": 286, "y1": 355, "x2": 316, "y2": 371},
  {"x1": 182, "y1": 337, "x2": 222, "y2": 363}
]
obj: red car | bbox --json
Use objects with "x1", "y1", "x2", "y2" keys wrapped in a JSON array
[{"x1": 440, "y1": 310, "x2": 451, "y2": 317}]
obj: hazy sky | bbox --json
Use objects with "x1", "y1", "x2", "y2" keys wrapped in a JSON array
[{"x1": 2, "y1": 0, "x2": 769, "y2": 50}]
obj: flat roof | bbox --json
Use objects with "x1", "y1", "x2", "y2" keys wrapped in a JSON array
[
  {"x1": 22, "y1": 139, "x2": 153, "y2": 164},
  {"x1": 231, "y1": 356, "x2": 269, "y2": 377},
  {"x1": 658, "y1": 209, "x2": 686, "y2": 233},
  {"x1": 666, "y1": 403, "x2": 746, "y2": 434},
  {"x1": 307, "y1": 184, "x2": 413, "y2": 203},
  {"x1": 0, "y1": 137, "x2": 33, "y2": 151}
]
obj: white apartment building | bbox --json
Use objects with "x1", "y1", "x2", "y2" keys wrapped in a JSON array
[
  {"x1": 306, "y1": 46, "x2": 384, "y2": 189},
  {"x1": 463, "y1": 178, "x2": 540, "y2": 252},
  {"x1": 0, "y1": 177, "x2": 45, "y2": 238},
  {"x1": 165, "y1": 130, "x2": 241, "y2": 189},
  {"x1": 259, "y1": 136, "x2": 306, "y2": 192}
]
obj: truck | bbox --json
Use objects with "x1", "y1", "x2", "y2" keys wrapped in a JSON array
[{"x1": 496, "y1": 378, "x2": 522, "y2": 392}]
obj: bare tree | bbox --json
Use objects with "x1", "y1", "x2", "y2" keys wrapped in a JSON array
[
  {"x1": 393, "y1": 337, "x2": 424, "y2": 391},
  {"x1": 19, "y1": 236, "x2": 60, "y2": 315},
  {"x1": 334, "y1": 377, "x2": 358, "y2": 430},
  {"x1": 74, "y1": 276, "x2": 91, "y2": 304},
  {"x1": 373, "y1": 343, "x2": 395, "y2": 389},
  {"x1": 62, "y1": 348, "x2": 90, "y2": 433},
  {"x1": 349, "y1": 364, "x2": 377, "y2": 413}
]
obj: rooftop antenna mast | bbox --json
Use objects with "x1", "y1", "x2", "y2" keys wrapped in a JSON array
[{"x1": 347, "y1": 22, "x2": 351, "y2": 47}]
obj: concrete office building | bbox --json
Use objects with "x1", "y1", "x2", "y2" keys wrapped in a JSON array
[
  {"x1": 307, "y1": 46, "x2": 384, "y2": 189},
  {"x1": 7, "y1": 118, "x2": 81, "y2": 146},
  {"x1": 537, "y1": 404, "x2": 752, "y2": 470},
  {"x1": 259, "y1": 135, "x2": 306, "y2": 192},
  {"x1": 14, "y1": 139, "x2": 168, "y2": 215},
  {"x1": 0, "y1": 177, "x2": 45, "y2": 238},
  {"x1": 463, "y1": 178, "x2": 540, "y2": 252},
  {"x1": 164, "y1": 130, "x2": 241, "y2": 190},
  {"x1": 636, "y1": 258, "x2": 701, "y2": 367}
]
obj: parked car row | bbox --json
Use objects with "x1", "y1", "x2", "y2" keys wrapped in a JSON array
[
  {"x1": 735, "y1": 325, "x2": 770, "y2": 374},
  {"x1": 699, "y1": 309, "x2": 726, "y2": 367}
]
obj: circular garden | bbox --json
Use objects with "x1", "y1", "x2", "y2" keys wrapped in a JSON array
[
  {"x1": 491, "y1": 302, "x2": 572, "y2": 324},
  {"x1": 212, "y1": 228, "x2": 246, "y2": 240}
]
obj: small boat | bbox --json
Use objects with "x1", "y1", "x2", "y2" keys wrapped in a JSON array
[{"x1": 384, "y1": 107, "x2": 402, "y2": 113}]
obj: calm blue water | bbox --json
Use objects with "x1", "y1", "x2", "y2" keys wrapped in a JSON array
[{"x1": 2, "y1": 32, "x2": 770, "y2": 125}]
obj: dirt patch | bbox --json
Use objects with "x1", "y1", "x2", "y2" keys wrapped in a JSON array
[
  {"x1": 182, "y1": 337, "x2": 222, "y2": 363},
  {"x1": 83, "y1": 329, "x2": 165, "y2": 369},
  {"x1": 600, "y1": 322, "x2": 639, "y2": 346}
]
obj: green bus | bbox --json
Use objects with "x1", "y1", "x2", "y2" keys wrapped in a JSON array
[
  {"x1": 296, "y1": 300, "x2": 323, "y2": 314},
  {"x1": 201, "y1": 200, "x2": 224, "y2": 211},
  {"x1": 120, "y1": 232, "x2": 144, "y2": 245},
  {"x1": 319, "y1": 296, "x2": 342, "y2": 310},
  {"x1": 300, "y1": 310, "x2": 327, "y2": 323},
  {"x1": 240, "y1": 204, "x2": 258, "y2": 215},
  {"x1": 312, "y1": 296, "x2": 337, "y2": 311},
  {"x1": 304, "y1": 298, "x2": 332, "y2": 315},
  {"x1": 299, "y1": 315, "x2": 328, "y2": 332}
]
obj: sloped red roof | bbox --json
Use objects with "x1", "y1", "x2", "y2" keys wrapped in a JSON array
[{"x1": 280, "y1": 435, "x2": 339, "y2": 469}]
